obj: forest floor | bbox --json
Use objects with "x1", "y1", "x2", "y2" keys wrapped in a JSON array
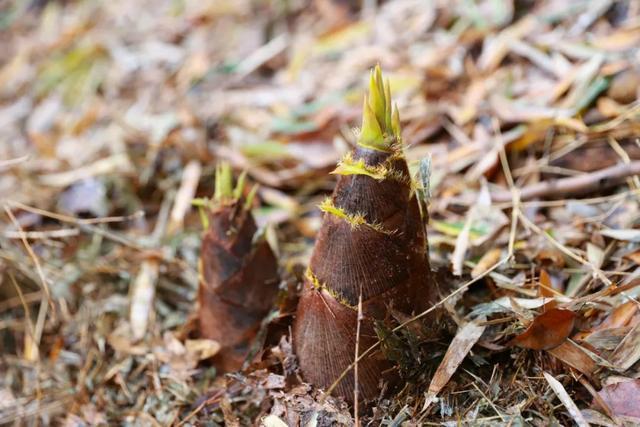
[{"x1": 2, "y1": 0, "x2": 640, "y2": 425}]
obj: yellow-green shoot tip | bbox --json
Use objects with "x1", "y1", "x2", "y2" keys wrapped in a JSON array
[
  {"x1": 214, "y1": 163, "x2": 233, "y2": 202},
  {"x1": 392, "y1": 103, "x2": 401, "y2": 139},
  {"x1": 357, "y1": 66, "x2": 400, "y2": 151},
  {"x1": 369, "y1": 67, "x2": 385, "y2": 127},
  {"x1": 193, "y1": 164, "x2": 254, "y2": 228},
  {"x1": 212, "y1": 163, "x2": 253, "y2": 205},
  {"x1": 358, "y1": 96, "x2": 384, "y2": 150}
]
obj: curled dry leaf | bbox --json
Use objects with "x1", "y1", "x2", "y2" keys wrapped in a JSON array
[
  {"x1": 511, "y1": 308, "x2": 576, "y2": 351},
  {"x1": 536, "y1": 248, "x2": 566, "y2": 269}
]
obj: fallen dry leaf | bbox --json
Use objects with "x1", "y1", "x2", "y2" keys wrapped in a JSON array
[
  {"x1": 544, "y1": 372, "x2": 589, "y2": 427},
  {"x1": 538, "y1": 269, "x2": 555, "y2": 299},
  {"x1": 610, "y1": 321, "x2": 640, "y2": 370},
  {"x1": 422, "y1": 320, "x2": 486, "y2": 411},
  {"x1": 471, "y1": 248, "x2": 502, "y2": 278},
  {"x1": 596, "y1": 379, "x2": 640, "y2": 419},
  {"x1": 512, "y1": 308, "x2": 576, "y2": 351},
  {"x1": 599, "y1": 301, "x2": 638, "y2": 330},
  {"x1": 536, "y1": 248, "x2": 566, "y2": 269},
  {"x1": 261, "y1": 414, "x2": 288, "y2": 427},
  {"x1": 547, "y1": 341, "x2": 597, "y2": 378},
  {"x1": 185, "y1": 338, "x2": 221, "y2": 361},
  {"x1": 130, "y1": 259, "x2": 159, "y2": 341}
]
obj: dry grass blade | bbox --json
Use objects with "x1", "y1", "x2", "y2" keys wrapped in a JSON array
[{"x1": 1, "y1": 228, "x2": 80, "y2": 239}]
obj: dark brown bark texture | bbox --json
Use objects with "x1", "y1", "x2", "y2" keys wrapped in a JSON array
[
  {"x1": 198, "y1": 201, "x2": 280, "y2": 372},
  {"x1": 293, "y1": 145, "x2": 437, "y2": 402}
]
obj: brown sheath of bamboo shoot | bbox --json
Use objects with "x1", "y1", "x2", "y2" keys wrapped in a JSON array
[
  {"x1": 198, "y1": 168, "x2": 280, "y2": 372},
  {"x1": 293, "y1": 67, "x2": 437, "y2": 402}
]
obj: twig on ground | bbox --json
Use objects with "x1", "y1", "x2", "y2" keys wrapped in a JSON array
[
  {"x1": 0, "y1": 155, "x2": 29, "y2": 171},
  {"x1": 167, "y1": 160, "x2": 201, "y2": 236},
  {"x1": 2, "y1": 228, "x2": 80, "y2": 239},
  {"x1": 3, "y1": 206, "x2": 53, "y2": 305},
  {"x1": 492, "y1": 161, "x2": 640, "y2": 202}
]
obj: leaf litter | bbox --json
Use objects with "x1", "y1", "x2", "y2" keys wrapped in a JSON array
[{"x1": 3, "y1": 0, "x2": 640, "y2": 425}]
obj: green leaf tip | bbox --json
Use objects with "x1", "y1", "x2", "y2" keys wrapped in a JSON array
[
  {"x1": 233, "y1": 170, "x2": 247, "y2": 200},
  {"x1": 210, "y1": 163, "x2": 254, "y2": 207},
  {"x1": 369, "y1": 67, "x2": 385, "y2": 128},
  {"x1": 358, "y1": 95, "x2": 384, "y2": 150},
  {"x1": 193, "y1": 163, "x2": 256, "y2": 229},
  {"x1": 392, "y1": 103, "x2": 401, "y2": 139},
  {"x1": 384, "y1": 78, "x2": 392, "y2": 132},
  {"x1": 357, "y1": 65, "x2": 401, "y2": 151},
  {"x1": 214, "y1": 163, "x2": 234, "y2": 202}
]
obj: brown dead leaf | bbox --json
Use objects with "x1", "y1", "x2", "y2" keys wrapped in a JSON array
[
  {"x1": 478, "y1": 16, "x2": 536, "y2": 72},
  {"x1": 596, "y1": 379, "x2": 640, "y2": 419},
  {"x1": 512, "y1": 308, "x2": 576, "y2": 350}
]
